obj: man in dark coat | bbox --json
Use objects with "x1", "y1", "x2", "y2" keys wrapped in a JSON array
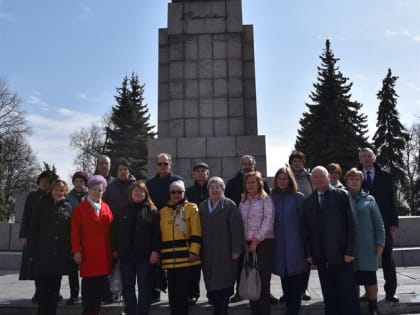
[
  {"x1": 358, "y1": 147, "x2": 399, "y2": 302},
  {"x1": 19, "y1": 170, "x2": 57, "y2": 304},
  {"x1": 146, "y1": 153, "x2": 183, "y2": 210},
  {"x1": 303, "y1": 166, "x2": 359, "y2": 315},
  {"x1": 95, "y1": 155, "x2": 115, "y2": 185},
  {"x1": 186, "y1": 161, "x2": 210, "y2": 305},
  {"x1": 146, "y1": 152, "x2": 183, "y2": 303}
]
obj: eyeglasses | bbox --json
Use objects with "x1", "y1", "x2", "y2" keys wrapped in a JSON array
[
  {"x1": 157, "y1": 162, "x2": 169, "y2": 166},
  {"x1": 170, "y1": 190, "x2": 184, "y2": 195}
]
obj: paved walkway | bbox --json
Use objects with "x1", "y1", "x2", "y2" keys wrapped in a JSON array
[{"x1": 1, "y1": 267, "x2": 420, "y2": 314}]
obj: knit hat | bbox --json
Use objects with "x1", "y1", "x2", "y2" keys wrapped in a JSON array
[{"x1": 72, "y1": 171, "x2": 89, "y2": 184}]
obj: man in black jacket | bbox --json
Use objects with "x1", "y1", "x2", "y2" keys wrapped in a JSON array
[
  {"x1": 146, "y1": 153, "x2": 183, "y2": 303},
  {"x1": 186, "y1": 161, "x2": 210, "y2": 305},
  {"x1": 359, "y1": 147, "x2": 399, "y2": 302},
  {"x1": 303, "y1": 166, "x2": 359, "y2": 315}
]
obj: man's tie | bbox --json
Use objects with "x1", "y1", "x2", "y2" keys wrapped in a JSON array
[
  {"x1": 366, "y1": 171, "x2": 374, "y2": 192},
  {"x1": 319, "y1": 193, "x2": 325, "y2": 208}
]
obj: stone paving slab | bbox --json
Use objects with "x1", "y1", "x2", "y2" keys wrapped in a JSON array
[{"x1": 1, "y1": 267, "x2": 420, "y2": 314}]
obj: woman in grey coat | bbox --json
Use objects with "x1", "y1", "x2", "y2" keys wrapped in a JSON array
[
  {"x1": 345, "y1": 168, "x2": 385, "y2": 315},
  {"x1": 199, "y1": 176, "x2": 244, "y2": 315}
]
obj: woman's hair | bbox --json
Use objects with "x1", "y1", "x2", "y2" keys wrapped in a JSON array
[
  {"x1": 241, "y1": 171, "x2": 267, "y2": 202},
  {"x1": 49, "y1": 180, "x2": 69, "y2": 195},
  {"x1": 271, "y1": 167, "x2": 298, "y2": 193},
  {"x1": 169, "y1": 180, "x2": 185, "y2": 192},
  {"x1": 129, "y1": 181, "x2": 156, "y2": 208},
  {"x1": 344, "y1": 167, "x2": 364, "y2": 182},
  {"x1": 207, "y1": 176, "x2": 225, "y2": 191},
  {"x1": 288, "y1": 150, "x2": 306, "y2": 165},
  {"x1": 326, "y1": 163, "x2": 342, "y2": 176},
  {"x1": 87, "y1": 175, "x2": 107, "y2": 190}
]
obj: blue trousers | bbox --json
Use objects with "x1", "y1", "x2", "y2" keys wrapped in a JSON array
[{"x1": 120, "y1": 260, "x2": 152, "y2": 315}]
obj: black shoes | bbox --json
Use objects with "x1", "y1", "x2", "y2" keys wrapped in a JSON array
[
  {"x1": 151, "y1": 294, "x2": 161, "y2": 304},
  {"x1": 66, "y1": 296, "x2": 79, "y2": 305},
  {"x1": 188, "y1": 297, "x2": 199, "y2": 305},
  {"x1": 31, "y1": 293, "x2": 62, "y2": 304},
  {"x1": 229, "y1": 292, "x2": 244, "y2": 303},
  {"x1": 385, "y1": 294, "x2": 399, "y2": 303},
  {"x1": 301, "y1": 290, "x2": 311, "y2": 301},
  {"x1": 269, "y1": 293, "x2": 278, "y2": 304},
  {"x1": 279, "y1": 295, "x2": 285, "y2": 303}
]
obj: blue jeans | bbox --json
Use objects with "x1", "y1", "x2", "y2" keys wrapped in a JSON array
[{"x1": 120, "y1": 260, "x2": 152, "y2": 315}]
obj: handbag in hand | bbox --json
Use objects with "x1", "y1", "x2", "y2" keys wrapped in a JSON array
[{"x1": 238, "y1": 252, "x2": 261, "y2": 301}]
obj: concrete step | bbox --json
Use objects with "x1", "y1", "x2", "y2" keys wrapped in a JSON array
[
  {"x1": 0, "y1": 251, "x2": 21, "y2": 270},
  {"x1": 0, "y1": 297, "x2": 420, "y2": 315}
]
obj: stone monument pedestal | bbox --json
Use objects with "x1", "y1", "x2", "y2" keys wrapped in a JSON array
[{"x1": 148, "y1": 0, "x2": 266, "y2": 183}]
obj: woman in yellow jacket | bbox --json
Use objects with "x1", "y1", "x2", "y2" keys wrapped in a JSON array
[{"x1": 160, "y1": 180, "x2": 201, "y2": 315}]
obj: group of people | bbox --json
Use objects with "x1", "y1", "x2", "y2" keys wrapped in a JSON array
[{"x1": 18, "y1": 147, "x2": 398, "y2": 315}]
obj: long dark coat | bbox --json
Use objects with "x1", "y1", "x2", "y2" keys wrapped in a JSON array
[
  {"x1": 19, "y1": 189, "x2": 45, "y2": 280},
  {"x1": 26, "y1": 195, "x2": 72, "y2": 276},
  {"x1": 199, "y1": 197, "x2": 243, "y2": 292}
]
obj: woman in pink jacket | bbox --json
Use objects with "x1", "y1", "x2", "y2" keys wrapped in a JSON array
[
  {"x1": 239, "y1": 171, "x2": 275, "y2": 315},
  {"x1": 71, "y1": 175, "x2": 113, "y2": 315}
]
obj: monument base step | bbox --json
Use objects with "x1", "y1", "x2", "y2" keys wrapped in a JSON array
[
  {"x1": 0, "y1": 251, "x2": 21, "y2": 270},
  {"x1": 1, "y1": 297, "x2": 420, "y2": 315}
]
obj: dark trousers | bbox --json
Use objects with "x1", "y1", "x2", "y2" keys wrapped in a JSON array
[
  {"x1": 317, "y1": 262, "x2": 360, "y2": 315},
  {"x1": 382, "y1": 232, "x2": 397, "y2": 296},
  {"x1": 167, "y1": 267, "x2": 191, "y2": 315},
  {"x1": 281, "y1": 272, "x2": 304, "y2": 315},
  {"x1": 249, "y1": 239, "x2": 274, "y2": 315},
  {"x1": 234, "y1": 253, "x2": 245, "y2": 292},
  {"x1": 120, "y1": 260, "x2": 152, "y2": 315},
  {"x1": 82, "y1": 276, "x2": 106, "y2": 315},
  {"x1": 188, "y1": 264, "x2": 201, "y2": 299},
  {"x1": 36, "y1": 275, "x2": 61, "y2": 315},
  {"x1": 68, "y1": 260, "x2": 80, "y2": 298},
  {"x1": 208, "y1": 287, "x2": 232, "y2": 315},
  {"x1": 302, "y1": 268, "x2": 311, "y2": 292}
]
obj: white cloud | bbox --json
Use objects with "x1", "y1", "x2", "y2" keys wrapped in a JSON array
[
  {"x1": 413, "y1": 35, "x2": 420, "y2": 42},
  {"x1": 77, "y1": 92, "x2": 87, "y2": 99},
  {"x1": 80, "y1": 6, "x2": 92, "y2": 19},
  {"x1": 265, "y1": 138, "x2": 294, "y2": 177},
  {"x1": 406, "y1": 82, "x2": 420, "y2": 91},
  {"x1": 25, "y1": 106, "x2": 101, "y2": 180},
  {"x1": 416, "y1": 99, "x2": 420, "y2": 106},
  {"x1": 26, "y1": 95, "x2": 49, "y2": 111},
  {"x1": 385, "y1": 29, "x2": 411, "y2": 37}
]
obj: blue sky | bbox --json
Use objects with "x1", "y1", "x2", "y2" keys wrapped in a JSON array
[{"x1": 1, "y1": 0, "x2": 419, "y2": 180}]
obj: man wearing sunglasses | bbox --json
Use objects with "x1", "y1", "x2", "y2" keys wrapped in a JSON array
[
  {"x1": 146, "y1": 153, "x2": 183, "y2": 303},
  {"x1": 146, "y1": 153, "x2": 183, "y2": 211}
]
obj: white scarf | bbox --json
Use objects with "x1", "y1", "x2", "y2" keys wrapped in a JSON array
[{"x1": 87, "y1": 195, "x2": 101, "y2": 215}]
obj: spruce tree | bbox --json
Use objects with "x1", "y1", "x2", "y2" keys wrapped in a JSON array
[
  {"x1": 295, "y1": 39, "x2": 369, "y2": 172},
  {"x1": 373, "y1": 68, "x2": 409, "y2": 187},
  {"x1": 105, "y1": 73, "x2": 156, "y2": 179}
]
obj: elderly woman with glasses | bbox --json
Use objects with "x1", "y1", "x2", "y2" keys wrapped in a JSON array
[
  {"x1": 159, "y1": 180, "x2": 202, "y2": 315},
  {"x1": 199, "y1": 176, "x2": 243, "y2": 315},
  {"x1": 345, "y1": 168, "x2": 385, "y2": 315}
]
